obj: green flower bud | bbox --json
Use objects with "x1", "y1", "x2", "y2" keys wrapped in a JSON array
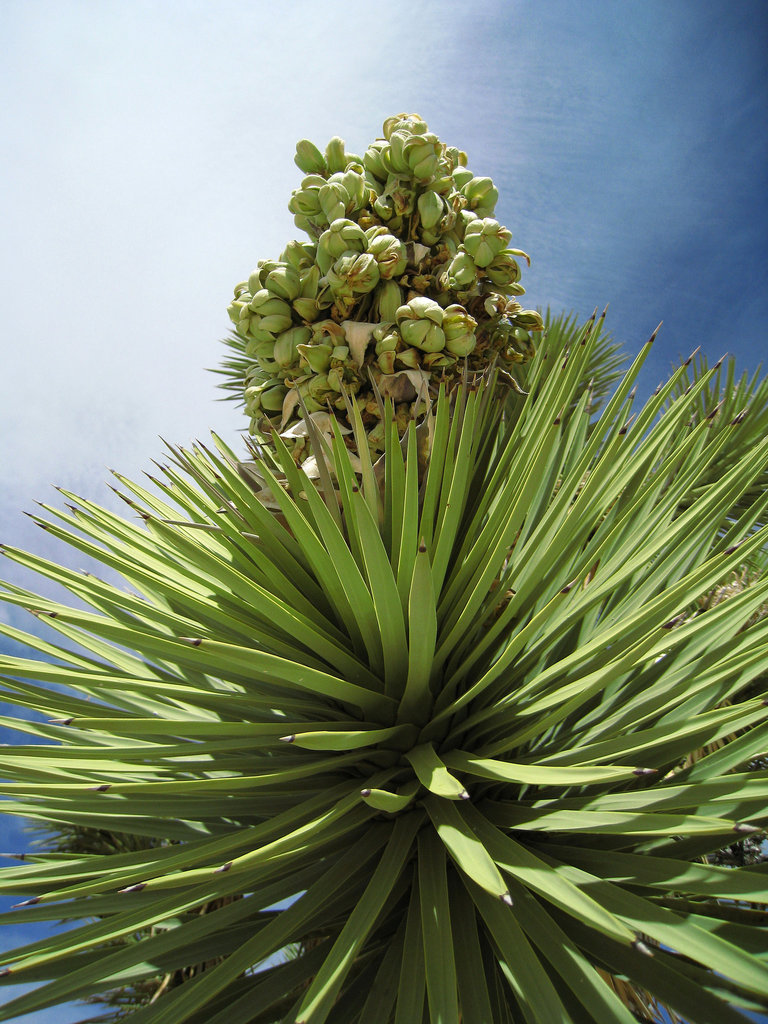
[
  {"x1": 288, "y1": 175, "x2": 326, "y2": 221},
  {"x1": 483, "y1": 292, "x2": 507, "y2": 317},
  {"x1": 248, "y1": 289, "x2": 293, "y2": 318},
  {"x1": 463, "y1": 218, "x2": 513, "y2": 268},
  {"x1": 396, "y1": 296, "x2": 445, "y2": 352},
  {"x1": 313, "y1": 280, "x2": 335, "y2": 310},
  {"x1": 251, "y1": 312, "x2": 294, "y2": 340},
  {"x1": 462, "y1": 176, "x2": 499, "y2": 214},
  {"x1": 514, "y1": 309, "x2": 544, "y2": 331},
  {"x1": 383, "y1": 131, "x2": 410, "y2": 175},
  {"x1": 446, "y1": 250, "x2": 478, "y2": 289},
  {"x1": 383, "y1": 113, "x2": 427, "y2": 139},
  {"x1": 456, "y1": 209, "x2": 479, "y2": 239},
  {"x1": 374, "y1": 324, "x2": 399, "y2": 354},
  {"x1": 280, "y1": 239, "x2": 317, "y2": 272},
  {"x1": 244, "y1": 385, "x2": 262, "y2": 416},
  {"x1": 417, "y1": 190, "x2": 444, "y2": 231},
  {"x1": 260, "y1": 384, "x2": 289, "y2": 412},
  {"x1": 399, "y1": 295, "x2": 444, "y2": 324},
  {"x1": 243, "y1": 337, "x2": 275, "y2": 362},
  {"x1": 318, "y1": 181, "x2": 348, "y2": 224},
  {"x1": 373, "y1": 192, "x2": 396, "y2": 222},
  {"x1": 396, "y1": 347, "x2": 421, "y2": 369},
  {"x1": 377, "y1": 349, "x2": 397, "y2": 374},
  {"x1": 338, "y1": 169, "x2": 366, "y2": 212},
  {"x1": 298, "y1": 263, "x2": 320, "y2": 298},
  {"x1": 364, "y1": 140, "x2": 388, "y2": 183},
  {"x1": 375, "y1": 280, "x2": 404, "y2": 321},
  {"x1": 318, "y1": 219, "x2": 368, "y2": 270},
  {"x1": 292, "y1": 296, "x2": 321, "y2": 322},
  {"x1": 274, "y1": 325, "x2": 311, "y2": 368},
  {"x1": 485, "y1": 251, "x2": 522, "y2": 287},
  {"x1": 245, "y1": 377, "x2": 287, "y2": 416},
  {"x1": 403, "y1": 132, "x2": 441, "y2": 180},
  {"x1": 227, "y1": 298, "x2": 248, "y2": 324},
  {"x1": 431, "y1": 174, "x2": 455, "y2": 196},
  {"x1": 297, "y1": 342, "x2": 333, "y2": 374},
  {"x1": 247, "y1": 268, "x2": 265, "y2": 294},
  {"x1": 368, "y1": 234, "x2": 407, "y2": 279},
  {"x1": 324, "y1": 136, "x2": 347, "y2": 175},
  {"x1": 364, "y1": 224, "x2": 388, "y2": 242},
  {"x1": 294, "y1": 140, "x2": 327, "y2": 176},
  {"x1": 263, "y1": 263, "x2": 301, "y2": 301},
  {"x1": 452, "y1": 167, "x2": 474, "y2": 190},
  {"x1": 442, "y1": 303, "x2": 478, "y2": 356},
  {"x1": 327, "y1": 251, "x2": 381, "y2": 298}
]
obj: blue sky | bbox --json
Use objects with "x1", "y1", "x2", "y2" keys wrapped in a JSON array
[
  {"x1": 1, "y1": 0, "x2": 766, "y2": 563},
  {"x1": 1, "y1": 1, "x2": 766, "y2": 1020}
]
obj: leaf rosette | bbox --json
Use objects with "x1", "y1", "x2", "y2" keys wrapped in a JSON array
[{"x1": 1, "y1": 315, "x2": 767, "y2": 1023}]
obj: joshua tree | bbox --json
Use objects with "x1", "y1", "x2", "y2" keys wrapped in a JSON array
[{"x1": 0, "y1": 115, "x2": 766, "y2": 1024}]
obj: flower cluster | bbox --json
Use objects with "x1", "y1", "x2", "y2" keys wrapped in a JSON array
[{"x1": 226, "y1": 114, "x2": 543, "y2": 462}]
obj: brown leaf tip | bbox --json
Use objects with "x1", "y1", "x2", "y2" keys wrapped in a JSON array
[
  {"x1": 459, "y1": 790, "x2": 471, "y2": 801},
  {"x1": 11, "y1": 897, "x2": 40, "y2": 908},
  {"x1": 500, "y1": 892, "x2": 514, "y2": 907},
  {"x1": 647, "y1": 322, "x2": 663, "y2": 345},
  {"x1": 214, "y1": 862, "x2": 233, "y2": 873},
  {"x1": 49, "y1": 718, "x2": 74, "y2": 726},
  {"x1": 360, "y1": 788, "x2": 372, "y2": 798},
  {"x1": 91, "y1": 784, "x2": 111, "y2": 792},
  {"x1": 683, "y1": 345, "x2": 700, "y2": 367},
  {"x1": 733, "y1": 822, "x2": 760, "y2": 835},
  {"x1": 280, "y1": 734, "x2": 296, "y2": 743},
  {"x1": 182, "y1": 637, "x2": 203, "y2": 646},
  {"x1": 119, "y1": 882, "x2": 147, "y2": 894}
]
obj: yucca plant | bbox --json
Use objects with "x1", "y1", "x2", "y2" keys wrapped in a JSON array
[{"x1": 1, "y1": 116, "x2": 767, "y2": 1024}]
